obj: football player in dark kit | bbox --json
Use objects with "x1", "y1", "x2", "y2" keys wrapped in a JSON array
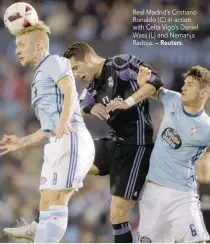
[
  {"x1": 65, "y1": 42, "x2": 163, "y2": 243},
  {"x1": 3, "y1": 42, "x2": 163, "y2": 243}
]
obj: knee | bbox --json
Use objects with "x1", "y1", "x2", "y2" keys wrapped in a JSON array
[{"x1": 110, "y1": 202, "x2": 130, "y2": 224}]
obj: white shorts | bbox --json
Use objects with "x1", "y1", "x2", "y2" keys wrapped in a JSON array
[
  {"x1": 40, "y1": 128, "x2": 95, "y2": 191},
  {"x1": 138, "y1": 182, "x2": 209, "y2": 243}
]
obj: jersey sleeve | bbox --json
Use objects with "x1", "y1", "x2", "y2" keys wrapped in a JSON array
[
  {"x1": 111, "y1": 54, "x2": 163, "y2": 90},
  {"x1": 159, "y1": 88, "x2": 182, "y2": 110},
  {"x1": 80, "y1": 89, "x2": 96, "y2": 114},
  {"x1": 204, "y1": 123, "x2": 210, "y2": 147},
  {"x1": 80, "y1": 89, "x2": 95, "y2": 106},
  {"x1": 48, "y1": 56, "x2": 74, "y2": 83}
]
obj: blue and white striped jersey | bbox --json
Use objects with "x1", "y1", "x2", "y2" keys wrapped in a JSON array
[
  {"x1": 31, "y1": 55, "x2": 85, "y2": 135},
  {"x1": 147, "y1": 89, "x2": 210, "y2": 192}
]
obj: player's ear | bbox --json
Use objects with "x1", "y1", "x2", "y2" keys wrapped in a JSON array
[
  {"x1": 206, "y1": 88, "x2": 210, "y2": 99},
  {"x1": 84, "y1": 53, "x2": 92, "y2": 63},
  {"x1": 200, "y1": 89, "x2": 208, "y2": 99},
  {"x1": 36, "y1": 40, "x2": 42, "y2": 50}
]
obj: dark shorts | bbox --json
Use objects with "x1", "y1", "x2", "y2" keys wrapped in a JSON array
[{"x1": 94, "y1": 138, "x2": 153, "y2": 201}]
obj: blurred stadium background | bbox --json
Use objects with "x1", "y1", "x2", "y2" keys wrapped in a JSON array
[{"x1": 0, "y1": 0, "x2": 210, "y2": 242}]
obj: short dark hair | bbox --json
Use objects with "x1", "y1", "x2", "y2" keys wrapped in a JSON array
[
  {"x1": 183, "y1": 65, "x2": 210, "y2": 88},
  {"x1": 63, "y1": 42, "x2": 96, "y2": 61}
]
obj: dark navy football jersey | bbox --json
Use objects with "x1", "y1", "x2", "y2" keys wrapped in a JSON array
[{"x1": 81, "y1": 54, "x2": 163, "y2": 145}]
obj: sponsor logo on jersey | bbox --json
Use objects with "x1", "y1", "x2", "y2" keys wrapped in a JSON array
[
  {"x1": 102, "y1": 96, "x2": 109, "y2": 105},
  {"x1": 102, "y1": 95, "x2": 123, "y2": 105},
  {"x1": 161, "y1": 127, "x2": 182, "y2": 150}
]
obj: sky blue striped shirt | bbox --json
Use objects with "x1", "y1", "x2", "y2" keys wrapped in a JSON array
[
  {"x1": 147, "y1": 89, "x2": 210, "y2": 192},
  {"x1": 31, "y1": 55, "x2": 85, "y2": 135}
]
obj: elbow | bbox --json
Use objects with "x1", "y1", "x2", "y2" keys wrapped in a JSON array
[
  {"x1": 149, "y1": 73, "x2": 164, "y2": 90},
  {"x1": 148, "y1": 84, "x2": 156, "y2": 96}
]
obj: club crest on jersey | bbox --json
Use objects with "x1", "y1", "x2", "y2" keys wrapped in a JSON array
[
  {"x1": 161, "y1": 127, "x2": 182, "y2": 150},
  {"x1": 171, "y1": 111, "x2": 175, "y2": 117},
  {"x1": 108, "y1": 77, "x2": 114, "y2": 87},
  {"x1": 190, "y1": 126, "x2": 197, "y2": 136}
]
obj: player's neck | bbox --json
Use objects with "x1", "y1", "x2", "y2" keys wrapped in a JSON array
[
  {"x1": 94, "y1": 57, "x2": 106, "y2": 79},
  {"x1": 183, "y1": 104, "x2": 204, "y2": 116},
  {"x1": 32, "y1": 51, "x2": 49, "y2": 68}
]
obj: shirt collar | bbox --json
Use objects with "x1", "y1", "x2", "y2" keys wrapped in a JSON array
[
  {"x1": 182, "y1": 105, "x2": 204, "y2": 117},
  {"x1": 35, "y1": 54, "x2": 50, "y2": 71}
]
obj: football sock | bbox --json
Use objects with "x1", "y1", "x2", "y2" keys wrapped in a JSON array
[
  {"x1": 112, "y1": 221, "x2": 133, "y2": 243},
  {"x1": 42, "y1": 205, "x2": 68, "y2": 243},
  {"x1": 34, "y1": 211, "x2": 50, "y2": 243},
  {"x1": 34, "y1": 210, "x2": 40, "y2": 223}
]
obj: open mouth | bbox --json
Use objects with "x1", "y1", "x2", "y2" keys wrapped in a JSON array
[
  {"x1": 19, "y1": 57, "x2": 24, "y2": 61},
  {"x1": 82, "y1": 76, "x2": 86, "y2": 80}
]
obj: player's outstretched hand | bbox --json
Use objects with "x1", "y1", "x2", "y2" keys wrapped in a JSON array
[
  {"x1": 0, "y1": 135, "x2": 24, "y2": 155},
  {"x1": 90, "y1": 103, "x2": 110, "y2": 120},
  {"x1": 106, "y1": 100, "x2": 129, "y2": 113},
  {"x1": 137, "y1": 66, "x2": 152, "y2": 86}
]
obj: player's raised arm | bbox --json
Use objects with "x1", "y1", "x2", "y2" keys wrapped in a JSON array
[
  {"x1": 130, "y1": 64, "x2": 163, "y2": 103},
  {"x1": 106, "y1": 54, "x2": 164, "y2": 112},
  {"x1": 0, "y1": 128, "x2": 47, "y2": 155},
  {"x1": 137, "y1": 66, "x2": 181, "y2": 104},
  {"x1": 137, "y1": 66, "x2": 164, "y2": 101}
]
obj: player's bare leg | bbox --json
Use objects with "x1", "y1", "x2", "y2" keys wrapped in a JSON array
[
  {"x1": 87, "y1": 164, "x2": 100, "y2": 175},
  {"x1": 35, "y1": 189, "x2": 74, "y2": 243},
  {"x1": 110, "y1": 196, "x2": 135, "y2": 243}
]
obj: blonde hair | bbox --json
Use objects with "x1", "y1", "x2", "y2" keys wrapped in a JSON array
[
  {"x1": 17, "y1": 21, "x2": 51, "y2": 36},
  {"x1": 17, "y1": 21, "x2": 50, "y2": 49}
]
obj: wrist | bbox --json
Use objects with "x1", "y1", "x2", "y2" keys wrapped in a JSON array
[
  {"x1": 125, "y1": 96, "x2": 136, "y2": 108},
  {"x1": 59, "y1": 114, "x2": 70, "y2": 123},
  {"x1": 83, "y1": 104, "x2": 95, "y2": 114},
  {"x1": 21, "y1": 136, "x2": 32, "y2": 148}
]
